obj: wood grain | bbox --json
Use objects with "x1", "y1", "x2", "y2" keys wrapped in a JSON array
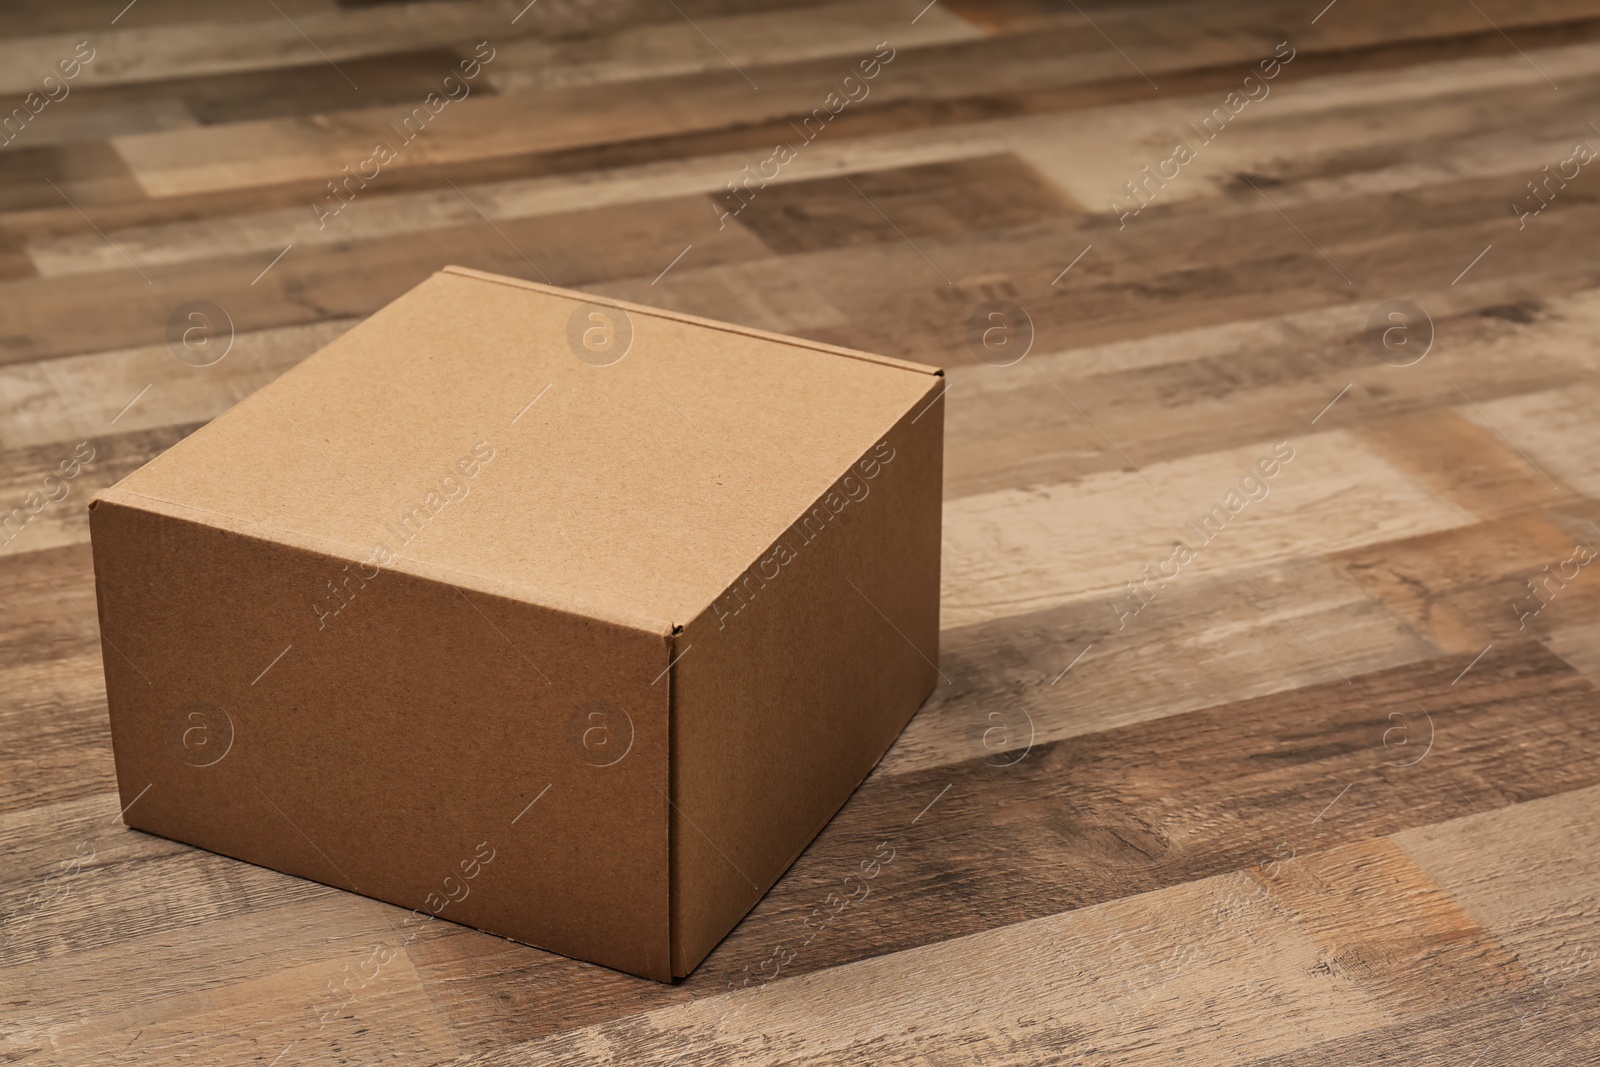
[
  {"x1": 106, "y1": 2, "x2": 1600, "y2": 198},
  {"x1": 940, "y1": 428, "x2": 1476, "y2": 629},
  {"x1": 3, "y1": 1, "x2": 1599, "y2": 1063}
]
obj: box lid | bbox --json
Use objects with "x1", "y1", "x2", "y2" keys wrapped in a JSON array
[{"x1": 103, "y1": 267, "x2": 939, "y2": 633}]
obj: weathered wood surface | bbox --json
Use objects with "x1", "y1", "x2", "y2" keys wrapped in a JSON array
[{"x1": 3, "y1": 0, "x2": 1598, "y2": 1063}]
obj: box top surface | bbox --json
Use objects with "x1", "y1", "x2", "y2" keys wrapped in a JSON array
[{"x1": 104, "y1": 267, "x2": 940, "y2": 632}]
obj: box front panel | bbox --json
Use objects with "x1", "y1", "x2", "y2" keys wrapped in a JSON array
[{"x1": 90, "y1": 499, "x2": 672, "y2": 980}]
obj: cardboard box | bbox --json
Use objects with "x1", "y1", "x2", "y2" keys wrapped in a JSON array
[{"x1": 89, "y1": 266, "x2": 944, "y2": 981}]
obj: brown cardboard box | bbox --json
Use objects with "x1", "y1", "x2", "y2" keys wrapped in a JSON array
[{"x1": 89, "y1": 266, "x2": 944, "y2": 981}]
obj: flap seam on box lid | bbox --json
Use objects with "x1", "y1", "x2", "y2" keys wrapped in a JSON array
[{"x1": 439, "y1": 266, "x2": 943, "y2": 380}]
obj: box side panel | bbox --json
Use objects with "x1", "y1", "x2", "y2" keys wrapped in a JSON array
[
  {"x1": 669, "y1": 383, "x2": 944, "y2": 977},
  {"x1": 89, "y1": 499, "x2": 673, "y2": 981}
]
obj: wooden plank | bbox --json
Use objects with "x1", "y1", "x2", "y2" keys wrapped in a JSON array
[
  {"x1": 1243, "y1": 838, "x2": 1528, "y2": 1015},
  {"x1": 949, "y1": 0, "x2": 1600, "y2": 44},
  {"x1": 1234, "y1": 975, "x2": 1598, "y2": 1065},
  {"x1": 0, "y1": 319, "x2": 354, "y2": 451},
  {"x1": 471, "y1": 870, "x2": 1389, "y2": 1064},
  {"x1": 0, "y1": 191, "x2": 770, "y2": 364},
  {"x1": 0, "y1": 543, "x2": 98, "y2": 672},
  {"x1": 1241, "y1": 786, "x2": 1600, "y2": 1065},
  {"x1": 1352, "y1": 406, "x2": 1581, "y2": 521},
  {"x1": 486, "y1": 0, "x2": 982, "y2": 94},
  {"x1": 0, "y1": 91, "x2": 193, "y2": 150},
  {"x1": 940, "y1": 0, "x2": 1065, "y2": 33},
  {"x1": 0, "y1": 425, "x2": 194, "y2": 558},
  {"x1": 0, "y1": 2, "x2": 521, "y2": 93},
  {"x1": 1334, "y1": 507, "x2": 1600, "y2": 655},
  {"x1": 0, "y1": 49, "x2": 498, "y2": 147},
  {"x1": 0, "y1": 226, "x2": 35, "y2": 281},
  {"x1": 0, "y1": 797, "x2": 463, "y2": 1065},
  {"x1": 1399, "y1": 785, "x2": 1600, "y2": 1000},
  {"x1": 940, "y1": 428, "x2": 1475, "y2": 630},
  {"x1": 1545, "y1": 619, "x2": 1600, "y2": 683},
  {"x1": 0, "y1": 0, "x2": 333, "y2": 37},
  {"x1": 0, "y1": 653, "x2": 111, "y2": 813},
  {"x1": 1461, "y1": 384, "x2": 1600, "y2": 498},
  {"x1": 179, "y1": 48, "x2": 499, "y2": 126},
  {"x1": 0, "y1": 141, "x2": 142, "y2": 212},
  {"x1": 1018, "y1": 44, "x2": 1600, "y2": 217},
  {"x1": 730, "y1": 152, "x2": 1078, "y2": 255},
  {"x1": 881, "y1": 555, "x2": 1436, "y2": 775}
]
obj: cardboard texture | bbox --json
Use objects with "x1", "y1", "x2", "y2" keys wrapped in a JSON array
[{"x1": 89, "y1": 266, "x2": 944, "y2": 981}]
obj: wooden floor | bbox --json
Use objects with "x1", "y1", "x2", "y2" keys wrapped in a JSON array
[{"x1": 5, "y1": 0, "x2": 1600, "y2": 1062}]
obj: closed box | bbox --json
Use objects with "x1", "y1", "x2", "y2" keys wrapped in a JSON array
[{"x1": 89, "y1": 266, "x2": 944, "y2": 980}]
